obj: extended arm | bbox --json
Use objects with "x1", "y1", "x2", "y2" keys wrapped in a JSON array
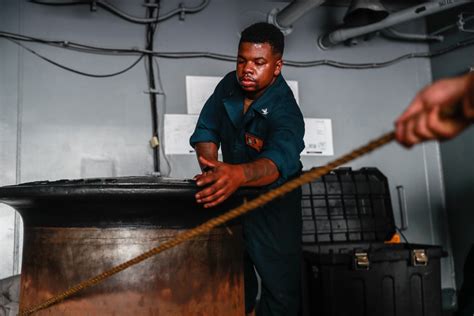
[
  {"x1": 195, "y1": 142, "x2": 218, "y2": 170},
  {"x1": 241, "y1": 157, "x2": 279, "y2": 186},
  {"x1": 395, "y1": 72, "x2": 474, "y2": 147},
  {"x1": 194, "y1": 155, "x2": 279, "y2": 208}
]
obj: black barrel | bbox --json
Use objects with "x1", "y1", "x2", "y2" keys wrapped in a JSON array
[{"x1": 0, "y1": 177, "x2": 258, "y2": 315}]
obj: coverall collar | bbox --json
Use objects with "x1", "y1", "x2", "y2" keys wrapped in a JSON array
[{"x1": 222, "y1": 74, "x2": 285, "y2": 128}]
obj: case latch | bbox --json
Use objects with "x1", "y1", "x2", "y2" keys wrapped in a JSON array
[
  {"x1": 411, "y1": 249, "x2": 428, "y2": 266},
  {"x1": 354, "y1": 252, "x2": 370, "y2": 270}
]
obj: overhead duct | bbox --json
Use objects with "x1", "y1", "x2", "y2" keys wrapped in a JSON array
[
  {"x1": 319, "y1": 0, "x2": 474, "y2": 49},
  {"x1": 343, "y1": 0, "x2": 389, "y2": 28},
  {"x1": 268, "y1": 0, "x2": 326, "y2": 35}
]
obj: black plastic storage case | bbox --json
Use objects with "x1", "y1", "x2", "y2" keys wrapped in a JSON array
[{"x1": 300, "y1": 167, "x2": 446, "y2": 316}]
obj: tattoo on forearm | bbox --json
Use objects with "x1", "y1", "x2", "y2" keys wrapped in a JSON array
[{"x1": 242, "y1": 158, "x2": 277, "y2": 184}]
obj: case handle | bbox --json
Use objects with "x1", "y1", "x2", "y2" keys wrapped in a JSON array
[{"x1": 396, "y1": 185, "x2": 408, "y2": 230}]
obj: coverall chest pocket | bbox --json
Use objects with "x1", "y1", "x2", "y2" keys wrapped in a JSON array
[{"x1": 244, "y1": 119, "x2": 268, "y2": 155}]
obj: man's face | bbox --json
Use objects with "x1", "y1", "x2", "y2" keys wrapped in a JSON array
[{"x1": 236, "y1": 42, "x2": 282, "y2": 98}]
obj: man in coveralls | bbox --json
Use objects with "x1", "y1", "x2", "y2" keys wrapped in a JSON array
[{"x1": 189, "y1": 22, "x2": 305, "y2": 316}]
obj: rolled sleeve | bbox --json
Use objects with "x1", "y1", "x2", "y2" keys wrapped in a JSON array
[
  {"x1": 189, "y1": 120, "x2": 220, "y2": 147},
  {"x1": 189, "y1": 85, "x2": 223, "y2": 148},
  {"x1": 258, "y1": 103, "x2": 305, "y2": 182}
]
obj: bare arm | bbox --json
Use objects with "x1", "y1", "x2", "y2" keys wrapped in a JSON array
[
  {"x1": 240, "y1": 158, "x2": 279, "y2": 187},
  {"x1": 465, "y1": 72, "x2": 474, "y2": 117},
  {"x1": 395, "y1": 72, "x2": 474, "y2": 147},
  {"x1": 194, "y1": 142, "x2": 218, "y2": 171},
  {"x1": 194, "y1": 156, "x2": 279, "y2": 208}
]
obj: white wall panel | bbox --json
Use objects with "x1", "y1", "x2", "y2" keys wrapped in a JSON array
[{"x1": 0, "y1": 205, "x2": 15, "y2": 279}]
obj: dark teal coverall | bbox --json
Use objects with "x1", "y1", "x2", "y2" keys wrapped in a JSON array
[{"x1": 190, "y1": 71, "x2": 305, "y2": 316}]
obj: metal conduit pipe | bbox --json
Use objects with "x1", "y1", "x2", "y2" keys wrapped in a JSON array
[
  {"x1": 268, "y1": 0, "x2": 326, "y2": 35},
  {"x1": 319, "y1": 0, "x2": 474, "y2": 49},
  {"x1": 381, "y1": 27, "x2": 444, "y2": 42},
  {"x1": 30, "y1": 0, "x2": 210, "y2": 24}
]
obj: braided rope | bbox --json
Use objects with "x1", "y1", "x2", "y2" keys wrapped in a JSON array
[{"x1": 19, "y1": 131, "x2": 395, "y2": 316}]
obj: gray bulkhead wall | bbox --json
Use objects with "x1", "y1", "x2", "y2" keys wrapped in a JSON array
[
  {"x1": 429, "y1": 7, "x2": 474, "y2": 291},
  {"x1": 0, "y1": 0, "x2": 456, "y2": 295},
  {"x1": 0, "y1": 0, "x2": 22, "y2": 279}
]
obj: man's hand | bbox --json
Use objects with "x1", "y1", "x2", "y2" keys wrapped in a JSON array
[
  {"x1": 395, "y1": 73, "x2": 474, "y2": 147},
  {"x1": 194, "y1": 156, "x2": 246, "y2": 208}
]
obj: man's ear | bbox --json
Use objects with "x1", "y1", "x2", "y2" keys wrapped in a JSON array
[{"x1": 274, "y1": 59, "x2": 283, "y2": 77}]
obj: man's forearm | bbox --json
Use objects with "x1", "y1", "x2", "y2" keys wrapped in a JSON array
[
  {"x1": 195, "y1": 143, "x2": 279, "y2": 186},
  {"x1": 240, "y1": 158, "x2": 279, "y2": 187},
  {"x1": 195, "y1": 142, "x2": 218, "y2": 170},
  {"x1": 465, "y1": 72, "x2": 474, "y2": 119}
]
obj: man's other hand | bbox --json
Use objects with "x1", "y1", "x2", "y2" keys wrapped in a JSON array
[{"x1": 194, "y1": 156, "x2": 246, "y2": 208}]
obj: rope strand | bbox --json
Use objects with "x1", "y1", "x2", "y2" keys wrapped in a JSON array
[{"x1": 19, "y1": 131, "x2": 395, "y2": 316}]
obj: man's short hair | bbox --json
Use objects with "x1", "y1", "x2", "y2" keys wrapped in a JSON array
[{"x1": 239, "y1": 22, "x2": 284, "y2": 56}]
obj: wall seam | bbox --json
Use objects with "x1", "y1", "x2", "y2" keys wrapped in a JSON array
[
  {"x1": 13, "y1": 0, "x2": 23, "y2": 276},
  {"x1": 424, "y1": 14, "x2": 457, "y2": 291}
]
